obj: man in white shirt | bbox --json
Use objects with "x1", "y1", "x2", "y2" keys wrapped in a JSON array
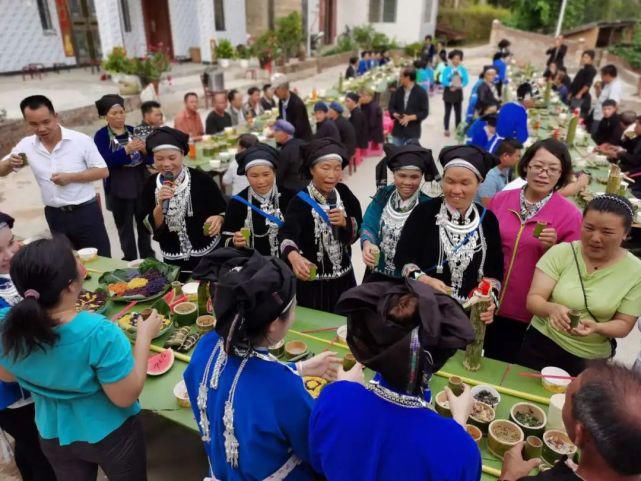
[
  {"x1": 591, "y1": 64, "x2": 622, "y2": 135},
  {"x1": 0, "y1": 95, "x2": 111, "y2": 256}
]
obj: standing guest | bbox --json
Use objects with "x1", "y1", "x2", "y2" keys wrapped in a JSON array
[
  {"x1": 496, "y1": 82, "x2": 534, "y2": 144},
  {"x1": 486, "y1": 139, "x2": 581, "y2": 363},
  {"x1": 222, "y1": 134, "x2": 258, "y2": 196},
  {"x1": 591, "y1": 64, "x2": 622, "y2": 135},
  {"x1": 328, "y1": 101, "x2": 357, "y2": 160},
  {"x1": 434, "y1": 49, "x2": 448, "y2": 86},
  {"x1": 227, "y1": 89, "x2": 246, "y2": 126},
  {"x1": 279, "y1": 139, "x2": 362, "y2": 312},
  {"x1": 497, "y1": 38, "x2": 512, "y2": 59},
  {"x1": 592, "y1": 100, "x2": 623, "y2": 146},
  {"x1": 467, "y1": 111, "x2": 498, "y2": 152},
  {"x1": 441, "y1": 50, "x2": 470, "y2": 137},
  {"x1": 184, "y1": 248, "x2": 339, "y2": 481},
  {"x1": 361, "y1": 143, "x2": 436, "y2": 281},
  {"x1": 221, "y1": 144, "x2": 288, "y2": 257},
  {"x1": 273, "y1": 120, "x2": 306, "y2": 193},
  {"x1": 500, "y1": 361, "x2": 641, "y2": 481},
  {"x1": 94, "y1": 94, "x2": 154, "y2": 261},
  {"x1": 357, "y1": 51, "x2": 371, "y2": 76},
  {"x1": 272, "y1": 73, "x2": 313, "y2": 141},
  {"x1": 0, "y1": 95, "x2": 110, "y2": 256},
  {"x1": 546, "y1": 35, "x2": 568, "y2": 67},
  {"x1": 476, "y1": 66, "x2": 500, "y2": 115},
  {"x1": 395, "y1": 145, "x2": 503, "y2": 312},
  {"x1": 519, "y1": 195, "x2": 641, "y2": 376},
  {"x1": 415, "y1": 59, "x2": 435, "y2": 93},
  {"x1": 359, "y1": 88, "x2": 385, "y2": 154},
  {"x1": 345, "y1": 92, "x2": 369, "y2": 165},
  {"x1": 138, "y1": 100, "x2": 163, "y2": 129},
  {"x1": 476, "y1": 137, "x2": 522, "y2": 206},
  {"x1": 313, "y1": 102, "x2": 341, "y2": 142},
  {"x1": 260, "y1": 84, "x2": 277, "y2": 111},
  {"x1": 465, "y1": 72, "x2": 486, "y2": 125},
  {"x1": 492, "y1": 53, "x2": 508, "y2": 99},
  {"x1": 205, "y1": 91, "x2": 232, "y2": 135},
  {"x1": 388, "y1": 67, "x2": 429, "y2": 145},
  {"x1": 141, "y1": 127, "x2": 226, "y2": 279},
  {"x1": 0, "y1": 213, "x2": 57, "y2": 481},
  {"x1": 421, "y1": 34, "x2": 437, "y2": 66},
  {"x1": 243, "y1": 86, "x2": 264, "y2": 121},
  {"x1": 568, "y1": 50, "x2": 597, "y2": 120},
  {"x1": 0, "y1": 236, "x2": 162, "y2": 481},
  {"x1": 174, "y1": 92, "x2": 204, "y2": 139},
  {"x1": 345, "y1": 56, "x2": 358, "y2": 79},
  {"x1": 310, "y1": 280, "x2": 480, "y2": 481}
]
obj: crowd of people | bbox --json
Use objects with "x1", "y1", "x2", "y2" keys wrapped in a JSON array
[{"x1": 0, "y1": 33, "x2": 640, "y2": 481}]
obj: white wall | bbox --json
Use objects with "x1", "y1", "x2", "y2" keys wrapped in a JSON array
[
  {"x1": 169, "y1": 0, "x2": 200, "y2": 57},
  {"x1": 217, "y1": 0, "x2": 247, "y2": 46},
  {"x1": 335, "y1": 0, "x2": 367, "y2": 38},
  {"x1": 0, "y1": 0, "x2": 76, "y2": 73},
  {"x1": 123, "y1": 0, "x2": 147, "y2": 57}
]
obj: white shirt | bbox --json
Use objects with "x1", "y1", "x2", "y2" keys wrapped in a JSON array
[
  {"x1": 502, "y1": 177, "x2": 527, "y2": 191},
  {"x1": 593, "y1": 78, "x2": 623, "y2": 121},
  {"x1": 222, "y1": 160, "x2": 250, "y2": 195},
  {"x1": 8, "y1": 126, "x2": 106, "y2": 208}
]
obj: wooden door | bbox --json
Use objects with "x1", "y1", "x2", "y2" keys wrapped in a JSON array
[
  {"x1": 141, "y1": 0, "x2": 174, "y2": 58},
  {"x1": 66, "y1": 0, "x2": 101, "y2": 63}
]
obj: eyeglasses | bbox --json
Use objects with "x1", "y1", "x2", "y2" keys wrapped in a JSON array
[{"x1": 528, "y1": 163, "x2": 562, "y2": 176}]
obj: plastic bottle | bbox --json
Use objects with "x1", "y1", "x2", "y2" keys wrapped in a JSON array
[
  {"x1": 566, "y1": 108, "x2": 579, "y2": 146},
  {"x1": 188, "y1": 138, "x2": 196, "y2": 160}
]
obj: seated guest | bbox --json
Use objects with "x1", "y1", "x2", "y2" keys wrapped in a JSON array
[
  {"x1": 222, "y1": 133, "x2": 258, "y2": 195},
  {"x1": 273, "y1": 120, "x2": 306, "y2": 193},
  {"x1": 141, "y1": 127, "x2": 226, "y2": 279},
  {"x1": 486, "y1": 139, "x2": 581, "y2": 363},
  {"x1": 227, "y1": 89, "x2": 246, "y2": 126},
  {"x1": 476, "y1": 65, "x2": 500, "y2": 114},
  {"x1": 242, "y1": 86, "x2": 264, "y2": 121},
  {"x1": 476, "y1": 137, "x2": 522, "y2": 206},
  {"x1": 543, "y1": 60, "x2": 559, "y2": 83},
  {"x1": 185, "y1": 248, "x2": 339, "y2": 481},
  {"x1": 613, "y1": 116, "x2": 641, "y2": 197},
  {"x1": 357, "y1": 51, "x2": 370, "y2": 76},
  {"x1": 273, "y1": 73, "x2": 313, "y2": 141},
  {"x1": 345, "y1": 56, "x2": 358, "y2": 79},
  {"x1": 519, "y1": 195, "x2": 641, "y2": 376},
  {"x1": 138, "y1": 100, "x2": 163, "y2": 129},
  {"x1": 496, "y1": 82, "x2": 534, "y2": 144},
  {"x1": 313, "y1": 102, "x2": 341, "y2": 142},
  {"x1": 592, "y1": 99, "x2": 623, "y2": 146},
  {"x1": 205, "y1": 91, "x2": 232, "y2": 135},
  {"x1": 500, "y1": 361, "x2": 641, "y2": 481},
  {"x1": 174, "y1": 92, "x2": 204, "y2": 139},
  {"x1": 279, "y1": 139, "x2": 362, "y2": 312},
  {"x1": 467, "y1": 111, "x2": 498, "y2": 151},
  {"x1": 309, "y1": 279, "x2": 481, "y2": 481},
  {"x1": 553, "y1": 67, "x2": 572, "y2": 105},
  {"x1": 0, "y1": 236, "x2": 162, "y2": 480},
  {"x1": 359, "y1": 88, "x2": 385, "y2": 154},
  {"x1": 345, "y1": 92, "x2": 369, "y2": 165},
  {"x1": 260, "y1": 83, "x2": 277, "y2": 111},
  {"x1": 328, "y1": 101, "x2": 357, "y2": 160},
  {"x1": 361, "y1": 143, "x2": 436, "y2": 281}
]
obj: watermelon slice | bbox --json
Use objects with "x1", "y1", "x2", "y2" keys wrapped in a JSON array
[{"x1": 147, "y1": 349, "x2": 175, "y2": 376}]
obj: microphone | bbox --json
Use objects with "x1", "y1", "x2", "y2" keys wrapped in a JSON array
[
  {"x1": 161, "y1": 172, "x2": 175, "y2": 215},
  {"x1": 326, "y1": 190, "x2": 340, "y2": 237}
]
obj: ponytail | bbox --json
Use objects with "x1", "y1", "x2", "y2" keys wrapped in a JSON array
[{"x1": 2, "y1": 297, "x2": 59, "y2": 360}]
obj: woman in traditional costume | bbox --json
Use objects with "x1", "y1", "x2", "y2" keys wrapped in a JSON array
[
  {"x1": 395, "y1": 145, "x2": 503, "y2": 318},
  {"x1": 184, "y1": 248, "x2": 339, "y2": 480},
  {"x1": 279, "y1": 138, "x2": 362, "y2": 312},
  {"x1": 221, "y1": 143, "x2": 289, "y2": 257},
  {"x1": 309, "y1": 279, "x2": 481, "y2": 480},
  {"x1": 361, "y1": 142, "x2": 437, "y2": 281},
  {"x1": 141, "y1": 127, "x2": 226, "y2": 279}
]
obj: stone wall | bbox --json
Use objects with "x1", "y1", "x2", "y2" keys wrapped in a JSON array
[{"x1": 245, "y1": 0, "x2": 302, "y2": 39}]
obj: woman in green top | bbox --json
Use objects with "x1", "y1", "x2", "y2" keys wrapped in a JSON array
[
  {"x1": 519, "y1": 195, "x2": 641, "y2": 376},
  {"x1": 0, "y1": 236, "x2": 162, "y2": 480}
]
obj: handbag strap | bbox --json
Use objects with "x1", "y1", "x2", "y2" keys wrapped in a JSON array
[{"x1": 570, "y1": 243, "x2": 598, "y2": 322}]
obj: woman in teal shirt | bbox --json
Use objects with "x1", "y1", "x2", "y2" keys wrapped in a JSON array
[{"x1": 0, "y1": 236, "x2": 162, "y2": 481}]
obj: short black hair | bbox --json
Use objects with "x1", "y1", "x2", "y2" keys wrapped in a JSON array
[
  {"x1": 492, "y1": 52, "x2": 503, "y2": 62},
  {"x1": 402, "y1": 67, "x2": 417, "y2": 82},
  {"x1": 361, "y1": 51, "x2": 367, "y2": 58},
  {"x1": 496, "y1": 138, "x2": 523, "y2": 157},
  {"x1": 247, "y1": 86, "x2": 260, "y2": 96},
  {"x1": 20, "y1": 95, "x2": 55, "y2": 115},
  {"x1": 424, "y1": 35, "x2": 433, "y2": 41},
  {"x1": 140, "y1": 100, "x2": 161, "y2": 116},
  {"x1": 620, "y1": 110, "x2": 637, "y2": 126},
  {"x1": 498, "y1": 39, "x2": 511, "y2": 49},
  {"x1": 584, "y1": 194, "x2": 634, "y2": 231},
  {"x1": 238, "y1": 133, "x2": 259, "y2": 150},
  {"x1": 350, "y1": 56, "x2": 358, "y2": 65},
  {"x1": 516, "y1": 82, "x2": 533, "y2": 101},
  {"x1": 448, "y1": 49, "x2": 463, "y2": 61},
  {"x1": 517, "y1": 138, "x2": 573, "y2": 190},
  {"x1": 602, "y1": 99, "x2": 617, "y2": 108},
  {"x1": 184, "y1": 92, "x2": 198, "y2": 102},
  {"x1": 600, "y1": 64, "x2": 618, "y2": 78},
  {"x1": 262, "y1": 83, "x2": 272, "y2": 91},
  {"x1": 227, "y1": 89, "x2": 239, "y2": 103},
  {"x1": 583, "y1": 49, "x2": 596, "y2": 60}
]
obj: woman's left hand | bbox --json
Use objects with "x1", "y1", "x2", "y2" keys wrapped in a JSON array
[
  {"x1": 572, "y1": 319, "x2": 599, "y2": 337},
  {"x1": 328, "y1": 208, "x2": 347, "y2": 228},
  {"x1": 300, "y1": 351, "x2": 341, "y2": 380},
  {"x1": 537, "y1": 227, "x2": 557, "y2": 249},
  {"x1": 480, "y1": 299, "x2": 496, "y2": 325},
  {"x1": 204, "y1": 215, "x2": 224, "y2": 236}
]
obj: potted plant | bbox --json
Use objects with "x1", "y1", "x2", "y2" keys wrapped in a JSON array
[
  {"x1": 275, "y1": 11, "x2": 304, "y2": 64},
  {"x1": 101, "y1": 47, "x2": 141, "y2": 95},
  {"x1": 216, "y1": 39, "x2": 236, "y2": 68},
  {"x1": 133, "y1": 49, "x2": 171, "y2": 95},
  {"x1": 236, "y1": 44, "x2": 250, "y2": 68},
  {"x1": 252, "y1": 31, "x2": 279, "y2": 73}
]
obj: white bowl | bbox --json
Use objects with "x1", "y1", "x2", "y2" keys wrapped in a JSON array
[
  {"x1": 336, "y1": 325, "x2": 347, "y2": 344},
  {"x1": 182, "y1": 281, "x2": 199, "y2": 301},
  {"x1": 209, "y1": 159, "x2": 221, "y2": 168},
  {"x1": 77, "y1": 247, "x2": 98, "y2": 262},
  {"x1": 541, "y1": 367, "x2": 572, "y2": 393},
  {"x1": 173, "y1": 380, "x2": 190, "y2": 408},
  {"x1": 471, "y1": 384, "x2": 501, "y2": 408}
]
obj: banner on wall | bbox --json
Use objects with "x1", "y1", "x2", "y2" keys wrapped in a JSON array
[{"x1": 55, "y1": 0, "x2": 75, "y2": 57}]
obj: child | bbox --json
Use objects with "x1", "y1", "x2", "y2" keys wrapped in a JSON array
[{"x1": 492, "y1": 52, "x2": 508, "y2": 99}]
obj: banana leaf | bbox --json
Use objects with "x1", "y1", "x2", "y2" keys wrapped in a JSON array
[
  {"x1": 98, "y1": 257, "x2": 180, "y2": 302},
  {"x1": 119, "y1": 298, "x2": 174, "y2": 340}
]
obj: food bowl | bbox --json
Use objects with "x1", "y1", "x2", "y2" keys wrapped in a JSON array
[
  {"x1": 524, "y1": 435, "x2": 543, "y2": 461},
  {"x1": 209, "y1": 159, "x2": 221, "y2": 168},
  {"x1": 182, "y1": 282, "x2": 199, "y2": 302},
  {"x1": 336, "y1": 325, "x2": 347, "y2": 344},
  {"x1": 466, "y1": 424, "x2": 482, "y2": 446},
  {"x1": 196, "y1": 315, "x2": 215, "y2": 333},
  {"x1": 173, "y1": 380, "x2": 190, "y2": 408},
  {"x1": 468, "y1": 401, "x2": 496, "y2": 434},
  {"x1": 448, "y1": 376, "x2": 464, "y2": 396},
  {"x1": 268, "y1": 339, "x2": 285, "y2": 358},
  {"x1": 77, "y1": 247, "x2": 98, "y2": 262},
  {"x1": 488, "y1": 420, "x2": 525, "y2": 460},
  {"x1": 284, "y1": 340, "x2": 308, "y2": 359},
  {"x1": 471, "y1": 385, "x2": 501, "y2": 408},
  {"x1": 541, "y1": 367, "x2": 572, "y2": 393},
  {"x1": 434, "y1": 391, "x2": 451, "y2": 417},
  {"x1": 542, "y1": 430, "x2": 577, "y2": 465},
  {"x1": 173, "y1": 301, "x2": 198, "y2": 326},
  {"x1": 510, "y1": 402, "x2": 547, "y2": 437},
  {"x1": 219, "y1": 152, "x2": 232, "y2": 163}
]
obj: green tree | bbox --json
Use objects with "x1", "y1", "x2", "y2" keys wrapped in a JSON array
[{"x1": 275, "y1": 12, "x2": 304, "y2": 61}]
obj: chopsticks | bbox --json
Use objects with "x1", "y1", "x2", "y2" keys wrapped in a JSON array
[
  {"x1": 111, "y1": 301, "x2": 138, "y2": 321},
  {"x1": 299, "y1": 326, "x2": 343, "y2": 334},
  {"x1": 518, "y1": 372, "x2": 575, "y2": 381}
]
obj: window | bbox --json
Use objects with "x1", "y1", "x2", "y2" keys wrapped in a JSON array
[
  {"x1": 120, "y1": 0, "x2": 131, "y2": 32},
  {"x1": 423, "y1": 0, "x2": 434, "y2": 23},
  {"x1": 214, "y1": 0, "x2": 226, "y2": 31},
  {"x1": 369, "y1": 0, "x2": 396, "y2": 23},
  {"x1": 37, "y1": 0, "x2": 54, "y2": 31}
]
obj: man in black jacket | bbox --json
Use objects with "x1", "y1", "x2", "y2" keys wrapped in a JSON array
[
  {"x1": 273, "y1": 119, "x2": 306, "y2": 192},
  {"x1": 328, "y1": 101, "x2": 357, "y2": 160},
  {"x1": 388, "y1": 67, "x2": 429, "y2": 145},
  {"x1": 313, "y1": 102, "x2": 341, "y2": 142},
  {"x1": 345, "y1": 92, "x2": 368, "y2": 150},
  {"x1": 272, "y1": 73, "x2": 313, "y2": 141},
  {"x1": 546, "y1": 35, "x2": 567, "y2": 67}
]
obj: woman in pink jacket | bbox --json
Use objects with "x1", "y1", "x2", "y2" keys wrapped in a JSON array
[{"x1": 487, "y1": 139, "x2": 582, "y2": 363}]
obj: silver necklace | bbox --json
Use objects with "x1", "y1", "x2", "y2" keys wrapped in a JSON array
[
  {"x1": 366, "y1": 381, "x2": 429, "y2": 409},
  {"x1": 308, "y1": 183, "x2": 344, "y2": 276},
  {"x1": 245, "y1": 184, "x2": 282, "y2": 256},
  {"x1": 379, "y1": 189, "x2": 420, "y2": 275}
]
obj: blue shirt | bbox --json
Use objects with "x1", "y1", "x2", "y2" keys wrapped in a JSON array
[
  {"x1": 497, "y1": 102, "x2": 529, "y2": 143},
  {"x1": 493, "y1": 58, "x2": 507, "y2": 83},
  {"x1": 309, "y1": 381, "x2": 482, "y2": 481},
  {"x1": 0, "y1": 309, "x2": 139, "y2": 445},
  {"x1": 357, "y1": 59, "x2": 369, "y2": 76},
  {"x1": 467, "y1": 118, "x2": 491, "y2": 149},
  {"x1": 441, "y1": 65, "x2": 470, "y2": 89},
  {"x1": 476, "y1": 165, "x2": 512, "y2": 203},
  {"x1": 184, "y1": 332, "x2": 316, "y2": 481}
]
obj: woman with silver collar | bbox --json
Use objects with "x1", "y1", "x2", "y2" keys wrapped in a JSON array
[
  {"x1": 361, "y1": 142, "x2": 438, "y2": 282},
  {"x1": 396, "y1": 144, "x2": 503, "y2": 321},
  {"x1": 221, "y1": 143, "x2": 290, "y2": 257},
  {"x1": 279, "y1": 138, "x2": 363, "y2": 313},
  {"x1": 140, "y1": 127, "x2": 226, "y2": 280}
]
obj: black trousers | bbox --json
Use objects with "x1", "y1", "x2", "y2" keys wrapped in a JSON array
[
  {"x1": 109, "y1": 196, "x2": 154, "y2": 261},
  {"x1": 0, "y1": 403, "x2": 57, "y2": 481},
  {"x1": 44, "y1": 200, "x2": 111, "y2": 257},
  {"x1": 40, "y1": 415, "x2": 147, "y2": 481},
  {"x1": 517, "y1": 327, "x2": 588, "y2": 377},
  {"x1": 496, "y1": 82, "x2": 503, "y2": 99},
  {"x1": 484, "y1": 315, "x2": 529, "y2": 364},
  {"x1": 444, "y1": 101, "x2": 462, "y2": 131}
]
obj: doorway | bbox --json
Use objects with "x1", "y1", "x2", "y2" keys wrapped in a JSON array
[
  {"x1": 141, "y1": 0, "x2": 174, "y2": 58},
  {"x1": 66, "y1": 0, "x2": 101, "y2": 64}
]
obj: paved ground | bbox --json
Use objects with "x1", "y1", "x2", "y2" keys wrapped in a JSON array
[{"x1": 1, "y1": 45, "x2": 640, "y2": 480}]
